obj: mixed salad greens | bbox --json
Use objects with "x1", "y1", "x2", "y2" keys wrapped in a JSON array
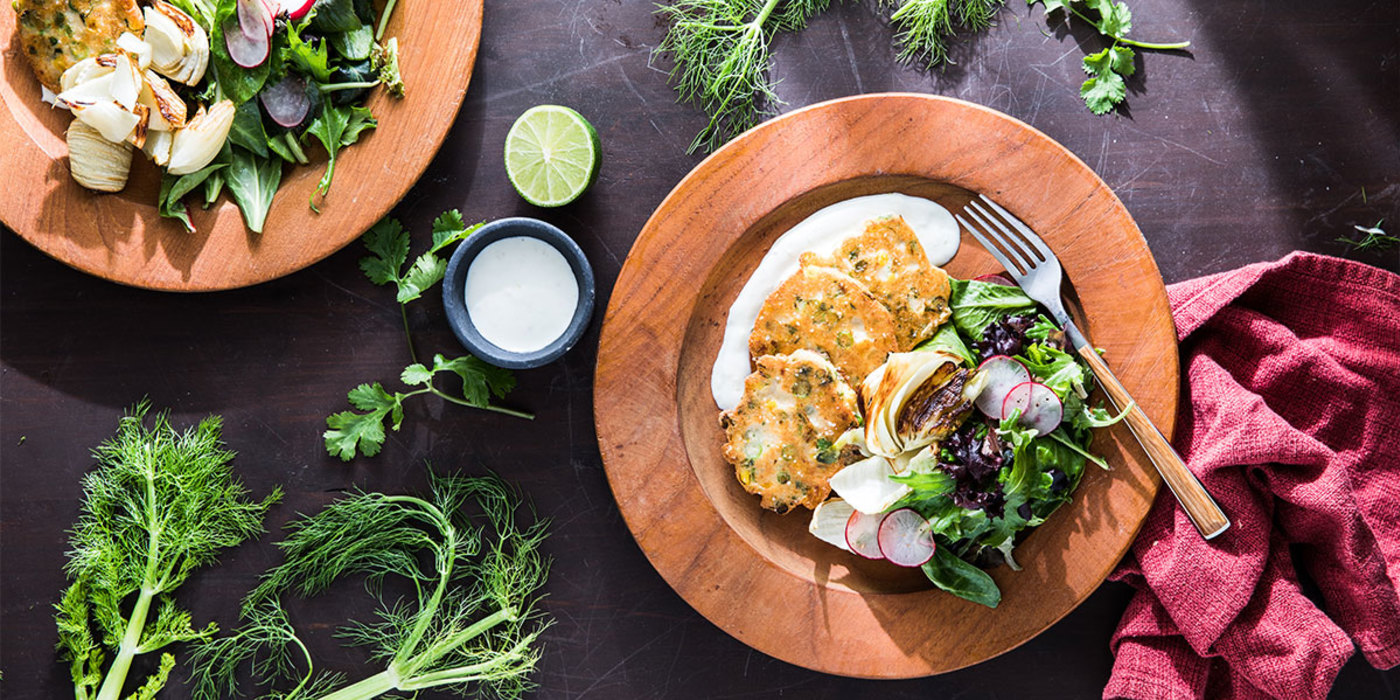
[
  {"x1": 819, "y1": 276, "x2": 1128, "y2": 608},
  {"x1": 160, "y1": 0, "x2": 403, "y2": 232}
]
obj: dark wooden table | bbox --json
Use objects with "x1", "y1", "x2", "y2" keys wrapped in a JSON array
[{"x1": 3, "y1": 1, "x2": 1397, "y2": 697}]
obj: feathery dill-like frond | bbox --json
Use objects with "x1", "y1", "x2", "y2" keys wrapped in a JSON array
[
  {"x1": 194, "y1": 472, "x2": 552, "y2": 700},
  {"x1": 56, "y1": 402, "x2": 279, "y2": 700},
  {"x1": 655, "y1": 0, "x2": 832, "y2": 153},
  {"x1": 885, "y1": 0, "x2": 1006, "y2": 67}
]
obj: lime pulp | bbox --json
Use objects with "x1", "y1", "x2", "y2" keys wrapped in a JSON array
[{"x1": 503, "y1": 105, "x2": 600, "y2": 207}]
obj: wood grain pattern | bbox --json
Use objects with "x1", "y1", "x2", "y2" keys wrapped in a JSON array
[
  {"x1": 1077, "y1": 345, "x2": 1230, "y2": 539},
  {"x1": 0, "y1": 0, "x2": 482, "y2": 291},
  {"x1": 594, "y1": 94, "x2": 1180, "y2": 677}
]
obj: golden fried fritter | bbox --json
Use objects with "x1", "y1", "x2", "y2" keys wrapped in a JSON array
[
  {"x1": 15, "y1": 0, "x2": 144, "y2": 92},
  {"x1": 720, "y1": 350, "x2": 863, "y2": 513},
  {"x1": 749, "y1": 265, "x2": 898, "y2": 384},
  {"x1": 801, "y1": 215, "x2": 952, "y2": 351}
]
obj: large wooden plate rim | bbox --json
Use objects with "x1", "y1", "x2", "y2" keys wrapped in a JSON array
[
  {"x1": 594, "y1": 94, "x2": 1178, "y2": 678},
  {"x1": 0, "y1": 1, "x2": 482, "y2": 291}
]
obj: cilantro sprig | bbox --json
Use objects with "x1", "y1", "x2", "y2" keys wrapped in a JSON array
[
  {"x1": 325, "y1": 211, "x2": 533, "y2": 461},
  {"x1": 1030, "y1": 0, "x2": 1189, "y2": 114}
]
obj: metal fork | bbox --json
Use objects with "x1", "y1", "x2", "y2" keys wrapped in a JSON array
[{"x1": 957, "y1": 195, "x2": 1230, "y2": 540}]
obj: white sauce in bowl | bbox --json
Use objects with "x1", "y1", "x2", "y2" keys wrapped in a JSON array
[
  {"x1": 710, "y1": 193, "x2": 962, "y2": 410},
  {"x1": 466, "y1": 236, "x2": 580, "y2": 353}
]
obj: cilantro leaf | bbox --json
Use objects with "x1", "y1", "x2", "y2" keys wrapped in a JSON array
[
  {"x1": 433, "y1": 354, "x2": 517, "y2": 406},
  {"x1": 429, "y1": 211, "x2": 484, "y2": 255},
  {"x1": 400, "y1": 363, "x2": 433, "y2": 386},
  {"x1": 1110, "y1": 44, "x2": 1135, "y2": 76},
  {"x1": 330, "y1": 211, "x2": 534, "y2": 461},
  {"x1": 1081, "y1": 48, "x2": 1128, "y2": 114},
  {"x1": 1091, "y1": 0, "x2": 1132, "y2": 37},
  {"x1": 359, "y1": 218, "x2": 410, "y2": 287},
  {"x1": 1031, "y1": 0, "x2": 1186, "y2": 115},
  {"x1": 397, "y1": 253, "x2": 447, "y2": 303},
  {"x1": 325, "y1": 383, "x2": 405, "y2": 461}
]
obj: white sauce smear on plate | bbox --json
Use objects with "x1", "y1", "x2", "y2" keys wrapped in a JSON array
[
  {"x1": 710, "y1": 193, "x2": 961, "y2": 410},
  {"x1": 466, "y1": 236, "x2": 579, "y2": 353}
]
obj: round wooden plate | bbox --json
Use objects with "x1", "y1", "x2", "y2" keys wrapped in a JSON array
[
  {"x1": 594, "y1": 94, "x2": 1178, "y2": 678},
  {"x1": 0, "y1": 1, "x2": 482, "y2": 291}
]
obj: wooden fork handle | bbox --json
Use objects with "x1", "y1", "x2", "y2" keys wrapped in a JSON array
[{"x1": 1076, "y1": 345, "x2": 1231, "y2": 540}]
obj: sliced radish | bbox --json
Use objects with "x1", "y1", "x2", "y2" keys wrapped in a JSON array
[
  {"x1": 974, "y1": 273, "x2": 1015, "y2": 286},
  {"x1": 876, "y1": 508, "x2": 936, "y2": 567},
  {"x1": 276, "y1": 0, "x2": 316, "y2": 20},
  {"x1": 237, "y1": 0, "x2": 274, "y2": 39},
  {"x1": 973, "y1": 355, "x2": 1031, "y2": 418},
  {"x1": 224, "y1": 16, "x2": 270, "y2": 67},
  {"x1": 260, "y1": 75, "x2": 309, "y2": 127},
  {"x1": 844, "y1": 510, "x2": 885, "y2": 560},
  {"x1": 1001, "y1": 381, "x2": 1063, "y2": 434}
]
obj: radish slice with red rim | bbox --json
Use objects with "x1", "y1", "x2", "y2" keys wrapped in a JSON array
[
  {"x1": 974, "y1": 355, "x2": 1031, "y2": 418},
  {"x1": 224, "y1": 16, "x2": 270, "y2": 67},
  {"x1": 237, "y1": 0, "x2": 274, "y2": 39},
  {"x1": 1001, "y1": 381, "x2": 1063, "y2": 434},
  {"x1": 844, "y1": 510, "x2": 885, "y2": 560},
  {"x1": 276, "y1": 0, "x2": 316, "y2": 21},
  {"x1": 876, "y1": 508, "x2": 936, "y2": 567},
  {"x1": 260, "y1": 75, "x2": 310, "y2": 127}
]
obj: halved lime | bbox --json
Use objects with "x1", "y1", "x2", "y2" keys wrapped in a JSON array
[{"x1": 504, "y1": 105, "x2": 600, "y2": 207}]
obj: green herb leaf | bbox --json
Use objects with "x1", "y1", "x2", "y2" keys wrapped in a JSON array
[
  {"x1": 284, "y1": 19, "x2": 334, "y2": 82},
  {"x1": 1090, "y1": 0, "x2": 1132, "y2": 37},
  {"x1": 324, "y1": 383, "x2": 405, "y2": 460},
  {"x1": 1109, "y1": 44, "x2": 1135, "y2": 75},
  {"x1": 304, "y1": 104, "x2": 377, "y2": 202},
  {"x1": 1031, "y1": 0, "x2": 1187, "y2": 114},
  {"x1": 433, "y1": 354, "x2": 517, "y2": 406},
  {"x1": 224, "y1": 146, "x2": 283, "y2": 233},
  {"x1": 1081, "y1": 61, "x2": 1127, "y2": 114},
  {"x1": 430, "y1": 210, "x2": 483, "y2": 254},
  {"x1": 332, "y1": 24, "x2": 375, "y2": 61},
  {"x1": 397, "y1": 253, "x2": 447, "y2": 303},
  {"x1": 360, "y1": 217, "x2": 411, "y2": 286},
  {"x1": 922, "y1": 546, "x2": 1001, "y2": 607},
  {"x1": 400, "y1": 363, "x2": 433, "y2": 386},
  {"x1": 227, "y1": 100, "x2": 270, "y2": 159},
  {"x1": 210, "y1": 6, "x2": 271, "y2": 104},
  {"x1": 158, "y1": 160, "x2": 228, "y2": 233},
  {"x1": 948, "y1": 278, "x2": 1038, "y2": 339},
  {"x1": 915, "y1": 321, "x2": 976, "y2": 366},
  {"x1": 309, "y1": 0, "x2": 364, "y2": 33}
]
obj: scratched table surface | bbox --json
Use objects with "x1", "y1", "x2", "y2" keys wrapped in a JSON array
[{"x1": 3, "y1": 1, "x2": 1398, "y2": 698}]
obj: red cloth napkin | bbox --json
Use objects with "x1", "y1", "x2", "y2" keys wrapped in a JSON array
[{"x1": 1103, "y1": 252, "x2": 1400, "y2": 700}]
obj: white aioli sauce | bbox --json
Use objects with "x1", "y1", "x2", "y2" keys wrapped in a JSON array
[
  {"x1": 466, "y1": 237, "x2": 579, "y2": 353},
  {"x1": 710, "y1": 193, "x2": 962, "y2": 410}
]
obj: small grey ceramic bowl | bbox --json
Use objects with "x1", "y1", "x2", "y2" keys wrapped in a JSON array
[{"x1": 442, "y1": 218, "x2": 596, "y2": 369}]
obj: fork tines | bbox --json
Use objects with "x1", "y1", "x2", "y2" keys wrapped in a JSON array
[{"x1": 956, "y1": 195, "x2": 1054, "y2": 278}]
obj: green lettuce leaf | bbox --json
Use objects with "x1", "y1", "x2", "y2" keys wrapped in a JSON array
[{"x1": 949, "y1": 278, "x2": 1037, "y2": 339}]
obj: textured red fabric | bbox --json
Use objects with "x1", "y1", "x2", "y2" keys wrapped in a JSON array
[{"x1": 1103, "y1": 252, "x2": 1400, "y2": 700}]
